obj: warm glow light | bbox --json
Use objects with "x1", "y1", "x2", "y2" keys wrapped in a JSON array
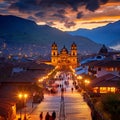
[
  {"x1": 38, "y1": 79, "x2": 43, "y2": 82},
  {"x1": 77, "y1": 76, "x2": 83, "y2": 80},
  {"x1": 84, "y1": 79, "x2": 90, "y2": 84},
  {"x1": 99, "y1": 87, "x2": 116, "y2": 93},
  {"x1": 18, "y1": 94, "x2": 23, "y2": 99},
  {"x1": 24, "y1": 94, "x2": 28, "y2": 99},
  {"x1": 18, "y1": 93, "x2": 28, "y2": 99}
]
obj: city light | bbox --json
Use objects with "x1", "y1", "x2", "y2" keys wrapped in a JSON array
[
  {"x1": 18, "y1": 93, "x2": 28, "y2": 120},
  {"x1": 38, "y1": 79, "x2": 43, "y2": 82},
  {"x1": 18, "y1": 93, "x2": 28, "y2": 100},
  {"x1": 77, "y1": 76, "x2": 83, "y2": 80},
  {"x1": 84, "y1": 79, "x2": 90, "y2": 84},
  {"x1": 18, "y1": 94, "x2": 23, "y2": 99},
  {"x1": 24, "y1": 94, "x2": 28, "y2": 99}
]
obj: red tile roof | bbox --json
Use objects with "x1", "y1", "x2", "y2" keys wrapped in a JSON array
[
  {"x1": 83, "y1": 60, "x2": 120, "y2": 68},
  {"x1": 95, "y1": 60, "x2": 120, "y2": 68},
  {"x1": 91, "y1": 74, "x2": 120, "y2": 87}
]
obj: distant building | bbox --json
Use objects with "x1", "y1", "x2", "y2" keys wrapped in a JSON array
[
  {"x1": 98, "y1": 44, "x2": 108, "y2": 55},
  {"x1": 51, "y1": 42, "x2": 78, "y2": 68},
  {"x1": 83, "y1": 60, "x2": 120, "y2": 77},
  {"x1": 91, "y1": 74, "x2": 120, "y2": 93}
]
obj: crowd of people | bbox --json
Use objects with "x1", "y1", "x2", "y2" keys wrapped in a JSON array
[
  {"x1": 39, "y1": 72, "x2": 74, "y2": 120},
  {"x1": 39, "y1": 111, "x2": 56, "y2": 120}
]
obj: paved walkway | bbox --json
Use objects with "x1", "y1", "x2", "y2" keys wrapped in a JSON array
[
  {"x1": 64, "y1": 89, "x2": 91, "y2": 120},
  {"x1": 16, "y1": 79, "x2": 92, "y2": 120},
  {"x1": 30, "y1": 80, "x2": 91, "y2": 120}
]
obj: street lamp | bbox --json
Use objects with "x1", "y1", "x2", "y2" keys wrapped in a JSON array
[
  {"x1": 18, "y1": 93, "x2": 28, "y2": 120},
  {"x1": 84, "y1": 79, "x2": 90, "y2": 90},
  {"x1": 18, "y1": 94, "x2": 23, "y2": 120},
  {"x1": 23, "y1": 94, "x2": 28, "y2": 120},
  {"x1": 84, "y1": 79, "x2": 90, "y2": 84},
  {"x1": 77, "y1": 75, "x2": 83, "y2": 80}
]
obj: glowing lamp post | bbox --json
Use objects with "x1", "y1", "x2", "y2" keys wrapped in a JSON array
[
  {"x1": 18, "y1": 93, "x2": 28, "y2": 120},
  {"x1": 84, "y1": 79, "x2": 90, "y2": 84},
  {"x1": 78, "y1": 76, "x2": 82, "y2": 80},
  {"x1": 18, "y1": 94, "x2": 22, "y2": 120},
  {"x1": 84, "y1": 79, "x2": 90, "y2": 90},
  {"x1": 23, "y1": 94, "x2": 28, "y2": 120}
]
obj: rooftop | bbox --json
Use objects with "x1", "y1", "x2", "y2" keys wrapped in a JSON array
[{"x1": 91, "y1": 74, "x2": 120, "y2": 87}]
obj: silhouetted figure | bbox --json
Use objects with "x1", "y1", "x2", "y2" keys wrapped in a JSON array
[
  {"x1": 52, "y1": 111, "x2": 56, "y2": 120},
  {"x1": 45, "y1": 112, "x2": 50, "y2": 120},
  {"x1": 71, "y1": 87, "x2": 73, "y2": 92},
  {"x1": 23, "y1": 115, "x2": 27, "y2": 120},
  {"x1": 39, "y1": 112, "x2": 43, "y2": 120}
]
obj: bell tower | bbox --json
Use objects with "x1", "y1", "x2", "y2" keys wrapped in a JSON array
[
  {"x1": 70, "y1": 42, "x2": 77, "y2": 67},
  {"x1": 51, "y1": 42, "x2": 58, "y2": 65},
  {"x1": 71, "y1": 42, "x2": 77, "y2": 56}
]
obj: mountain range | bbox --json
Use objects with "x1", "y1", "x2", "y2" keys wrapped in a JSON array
[
  {"x1": 68, "y1": 20, "x2": 120, "y2": 47},
  {"x1": 0, "y1": 15, "x2": 102, "y2": 56}
]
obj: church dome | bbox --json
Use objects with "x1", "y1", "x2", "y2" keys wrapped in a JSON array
[
  {"x1": 99, "y1": 44, "x2": 108, "y2": 54},
  {"x1": 60, "y1": 46, "x2": 68, "y2": 54}
]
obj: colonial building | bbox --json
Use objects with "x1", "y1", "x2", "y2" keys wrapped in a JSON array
[
  {"x1": 51, "y1": 42, "x2": 78, "y2": 69},
  {"x1": 91, "y1": 74, "x2": 120, "y2": 93}
]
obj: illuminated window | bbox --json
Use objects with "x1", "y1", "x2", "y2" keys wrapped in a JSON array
[
  {"x1": 100, "y1": 87, "x2": 107, "y2": 93},
  {"x1": 100, "y1": 87, "x2": 116, "y2": 93},
  {"x1": 107, "y1": 87, "x2": 111, "y2": 92},
  {"x1": 93, "y1": 87, "x2": 99, "y2": 93},
  {"x1": 110, "y1": 87, "x2": 115, "y2": 93},
  {"x1": 106, "y1": 67, "x2": 114, "y2": 71}
]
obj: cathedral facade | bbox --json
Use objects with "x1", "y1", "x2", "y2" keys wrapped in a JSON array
[{"x1": 51, "y1": 42, "x2": 78, "y2": 68}]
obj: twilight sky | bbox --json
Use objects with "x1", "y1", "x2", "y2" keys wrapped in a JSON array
[{"x1": 0, "y1": 0, "x2": 120, "y2": 31}]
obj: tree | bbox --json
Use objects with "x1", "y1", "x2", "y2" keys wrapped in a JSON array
[{"x1": 101, "y1": 93, "x2": 120, "y2": 120}]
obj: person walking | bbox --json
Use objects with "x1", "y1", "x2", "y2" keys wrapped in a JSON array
[
  {"x1": 52, "y1": 111, "x2": 56, "y2": 120},
  {"x1": 39, "y1": 112, "x2": 43, "y2": 120},
  {"x1": 71, "y1": 87, "x2": 73, "y2": 92},
  {"x1": 45, "y1": 112, "x2": 50, "y2": 120}
]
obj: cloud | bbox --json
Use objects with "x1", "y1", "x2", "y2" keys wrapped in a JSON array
[
  {"x1": 46, "y1": 21, "x2": 55, "y2": 26},
  {"x1": 57, "y1": 9, "x2": 66, "y2": 14},
  {"x1": 86, "y1": 0, "x2": 99, "y2": 11},
  {"x1": 110, "y1": 44, "x2": 120, "y2": 50},
  {"x1": 0, "y1": 0, "x2": 120, "y2": 31},
  {"x1": 35, "y1": 12, "x2": 45, "y2": 18},
  {"x1": 52, "y1": 13, "x2": 65, "y2": 19},
  {"x1": 77, "y1": 12, "x2": 83, "y2": 19},
  {"x1": 64, "y1": 21, "x2": 76, "y2": 28},
  {"x1": 28, "y1": 16, "x2": 36, "y2": 21},
  {"x1": 8, "y1": 0, "x2": 109, "y2": 12},
  {"x1": 82, "y1": 20, "x2": 115, "y2": 24}
]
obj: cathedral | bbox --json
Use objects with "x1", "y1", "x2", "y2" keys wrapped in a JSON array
[{"x1": 51, "y1": 42, "x2": 78, "y2": 69}]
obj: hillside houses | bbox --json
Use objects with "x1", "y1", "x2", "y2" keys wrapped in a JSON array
[
  {"x1": 0, "y1": 60, "x2": 54, "y2": 120},
  {"x1": 91, "y1": 74, "x2": 120, "y2": 93},
  {"x1": 76, "y1": 45, "x2": 120, "y2": 93},
  {"x1": 84, "y1": 59, "x2": 120, "y2": 77}
]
